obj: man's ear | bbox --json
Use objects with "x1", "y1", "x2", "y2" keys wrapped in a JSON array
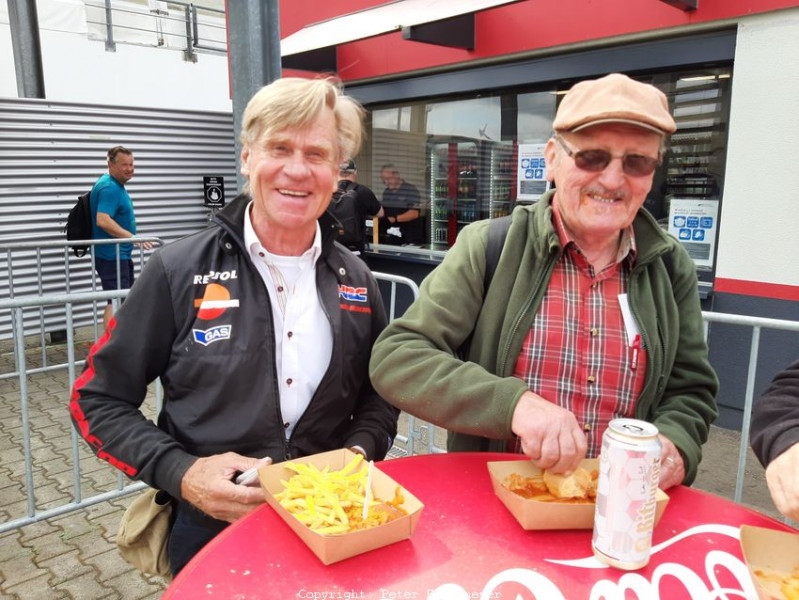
[
  {"x1": 240, "y1": 146, "x2": 250, "y2": 177},
  {"x1": 544, "y1": 137, "x2": 558, "y2": 182}
]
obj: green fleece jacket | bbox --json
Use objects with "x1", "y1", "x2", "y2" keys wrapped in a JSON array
[{"x1": 369, "y1": 191, "x2": 719, "y2": 484}]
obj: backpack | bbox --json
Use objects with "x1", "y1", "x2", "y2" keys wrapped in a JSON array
[
  {"x1": 64, "y1": 190, "x2": 93, "y2": 257},
  {"x1": 328, "y1": 181, "x2": 361, "y2": 248}
]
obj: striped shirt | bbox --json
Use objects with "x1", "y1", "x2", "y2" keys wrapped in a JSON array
[{"x1": 510, "y1": 201, "x2": 647, "y2": 456}]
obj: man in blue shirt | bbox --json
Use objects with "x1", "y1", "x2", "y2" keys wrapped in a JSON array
[{"x1": 91, "y1": 146, "x2": 145, "y2": 329}]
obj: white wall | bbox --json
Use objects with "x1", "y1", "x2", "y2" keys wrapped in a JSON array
[
  {"x1": 717, "y1": 8, "x2": 799, "y2": 287},
  {"x1": 0, "y1": 0, "x2": 231, "y2": 112}
]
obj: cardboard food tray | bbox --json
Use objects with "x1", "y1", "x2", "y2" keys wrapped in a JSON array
[
  {"x1": 259, "y1": 449, "x2": 424, "y2": 565},
  {"x1": 740, "y1": 524, "x2": 799, "y2": 600},
  {"x1": 487, "y1": 458, "x2": 669, "y2": 530}
]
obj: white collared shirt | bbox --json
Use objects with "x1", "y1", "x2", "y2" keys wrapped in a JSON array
[{"x1": 244, "y1": 204, "x2": 333, "y2": 439}]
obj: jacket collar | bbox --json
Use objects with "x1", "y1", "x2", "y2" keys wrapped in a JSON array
[{"x1": 214, "y1": 193, "x2": 340, "y2": 258}]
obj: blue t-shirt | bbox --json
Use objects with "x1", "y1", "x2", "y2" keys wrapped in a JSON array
[{"x1": 91, "y1": 173, "x2": 135, "y2": 260}]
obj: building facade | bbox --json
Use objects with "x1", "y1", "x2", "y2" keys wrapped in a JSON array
[{"x1": 279, "y1": 0, "x2": 799, "y2": 427}]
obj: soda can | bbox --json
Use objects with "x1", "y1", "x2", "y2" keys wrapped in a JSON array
[{"x1": 592, "y1": 418, "x2": 662, "y2": 570}]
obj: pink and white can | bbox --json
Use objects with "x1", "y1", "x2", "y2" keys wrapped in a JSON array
[{"x1": 592, "y1": 418, "x2": 662, "y2": 570}]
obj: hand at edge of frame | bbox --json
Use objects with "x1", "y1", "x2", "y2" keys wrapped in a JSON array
[{"x1": 765, "y1": 442, "x2": 799, "y2": 521}]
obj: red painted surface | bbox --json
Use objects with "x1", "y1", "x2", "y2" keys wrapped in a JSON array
[
  {"x1": 163, "y1": 452, "x2": 796, "y2": 599},
  {"x1": 279, "y1": 0, "x2": 799, "y2": 81},
  {"x1": 714, "y1": 278, "x2": 799, "y2": 302}
]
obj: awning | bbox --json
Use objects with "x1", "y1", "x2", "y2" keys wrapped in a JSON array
[{"x1": 281, "y1": 0, "x2": 525, "y2": 71}]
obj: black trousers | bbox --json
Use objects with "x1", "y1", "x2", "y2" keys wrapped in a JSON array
[{"x1": 168, "y1": 502, "x2": 229, "y2": 576}]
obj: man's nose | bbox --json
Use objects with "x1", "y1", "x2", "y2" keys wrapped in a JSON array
[
  {"x1": 597, "y1": 156, "x2": 626, "y2": 188},
  {"x1": 283, "y1": 151, "x2": 312, "y2": 176}
]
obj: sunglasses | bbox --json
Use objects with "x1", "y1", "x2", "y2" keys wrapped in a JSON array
[{"x1": 555, "y1": 135, "x2": 661, "y2": 177}]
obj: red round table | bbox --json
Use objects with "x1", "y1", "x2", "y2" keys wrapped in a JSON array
[{"x1": 163, "y1": 452, "x2": 796, "y2": 599}]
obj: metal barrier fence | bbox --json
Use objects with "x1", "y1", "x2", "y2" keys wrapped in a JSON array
[
  {"x1": 1, "y1": 260, "x2": 798, "y2": 534},
  {"x1": 0, "y1": 236, "x2": 164, "y2": 362}
]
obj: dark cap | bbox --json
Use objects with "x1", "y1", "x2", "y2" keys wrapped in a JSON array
[
  {"x1": 553, "y1": 73, "x2": 676, "y2": 135},
  {"x1": 339, "y1": 159, "x2": 357, "y2": 172}
]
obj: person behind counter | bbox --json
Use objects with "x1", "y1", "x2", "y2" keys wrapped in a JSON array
[
  {"x1": 751, "y1": 358, "x2": 799, "y2": 521},
  {"x1": 70, "y1": 77, "x2": 399, "y2": 577},
  {"x1": 370, "y1": 73, "x2": 719, "y2": 490},
  {"x1": 329, "y1": 159, "x2": 384, "y2": 254},
  {"x1": 379, "y1": 164, "x2": 425, "y2": 246}
]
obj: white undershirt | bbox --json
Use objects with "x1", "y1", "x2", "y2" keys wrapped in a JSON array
[{"x1": 244, "y1": 203, "x2": 333, "y2": 439}]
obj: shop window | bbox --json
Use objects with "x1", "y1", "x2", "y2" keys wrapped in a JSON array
[{"x1": 361, "y1": 65, "x2": 731, "y2": 275}]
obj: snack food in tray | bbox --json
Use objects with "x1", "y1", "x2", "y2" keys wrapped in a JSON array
[
  {"x1": 504, "y1": 466, "x2": 598, "y2": 503},
  {"x1": 487, "y1": 458, "x2": 668, "y2": 530},
  {"x1": 274, "y1": 454, "x2": 407, "y2": 535},
  {"x1": 259, "y1": 449, "x2": 424, "y2": 565},
  {"x1": 740, "y1": 524, "x2": 799, "y2": 600}
]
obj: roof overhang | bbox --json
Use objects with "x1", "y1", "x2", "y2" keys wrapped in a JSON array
[
  {"x1": 281, "y1": 0, "x2": 525, "y2": 72},
  {"x1": 658, "y1": 0, "x2": 698, "y2": 10}
]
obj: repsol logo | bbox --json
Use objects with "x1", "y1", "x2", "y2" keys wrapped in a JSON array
[{"x1": 193, "y1": 270, "x2": 238, "y2": 284}]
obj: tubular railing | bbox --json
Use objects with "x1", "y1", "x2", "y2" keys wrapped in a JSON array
[
  {"x1": 0, "y1": 236, "x2": 164, "y2": 378},
  {"x1": 85, "y1": 0, "x2": 226, "y2": 59}
]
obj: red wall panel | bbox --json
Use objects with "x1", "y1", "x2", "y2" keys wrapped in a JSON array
[{"x1": 280, "y1": 0, "x2": 799, "y2": 81}]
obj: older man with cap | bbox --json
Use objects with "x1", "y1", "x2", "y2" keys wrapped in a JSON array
[{"x1": 370, "y1": 73, "x2": 718, "y2": 490}]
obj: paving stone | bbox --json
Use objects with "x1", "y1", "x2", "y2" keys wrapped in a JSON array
[
  {"x1": 37, "y1": 549, "x2": 93, "y2": 586},
  {"x1": 16, "y1": 518, "x2": 60, "y2": 543},
  {"x1": 0, "y1": 549, "x2": 49, "y2": 587},
  {"x1": 3, "y1": 572, "x2": 60, "y2": 600},
  {"x1": 84, "y1": 545, "x2": 138, "y2": 582},
  {"x1": 51, "y1": 570, "x2": 113, "y2": 599},
  {"x1": 19, "y1": 529, "x2": 70, "y2": 564},
  {"x1": 103, "y1": 570, "x2": 167, "y2": 600}
]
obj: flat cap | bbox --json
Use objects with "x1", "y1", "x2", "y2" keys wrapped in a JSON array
[{"x1": 553, "y1": 73, "x2": 676, "y2": 135}]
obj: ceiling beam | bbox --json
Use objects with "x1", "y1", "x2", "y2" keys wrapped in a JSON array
[
  {"x1": 659, "y1": 0, "x2": 698, "y2": 10},
  {"x1": 402, "y1": 13, "x2": 475, "y2": 50}
]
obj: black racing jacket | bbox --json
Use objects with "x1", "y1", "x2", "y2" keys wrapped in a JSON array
[{"x1": 70, "y1": 194, "x2": 399, "y2": 501}]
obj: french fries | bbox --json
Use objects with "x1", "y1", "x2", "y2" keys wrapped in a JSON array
[
  {"x1": 504, "y1": 468, "x2": 599, "y2": 504},
  {"x1": 274, "y1": 454, "x2": 406, "y2": 535},
  {"x1": 753, "y1": 567, "x2": 799, "y2": 600}
]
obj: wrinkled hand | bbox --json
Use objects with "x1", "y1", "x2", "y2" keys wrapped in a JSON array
[
  {"x1": 658, "y1": 434, "x2": 685, "y2": 490},
  {"x1": 765, "y1": 442, "x2": 799, "y2": 521},
  {"x1": 180, "y1": 452, "x2": 270, "y2": 522},
  {"x1": 511, "y1": 391, "x2": 587, "y2": 473}
]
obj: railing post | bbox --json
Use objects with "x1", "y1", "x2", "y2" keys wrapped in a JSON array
[
  {"x1": 13, "y1": 307, "x2": 36, "y2": 518},
  {"x1": 183, "y1": 4, "x2": 197, "y2": 62},
  {"x1": 735, "y1": 325, "x2": 762, "y2": 504},
  {"x1": 104, "y1": 0, "x2": 116, "y2": 51}
]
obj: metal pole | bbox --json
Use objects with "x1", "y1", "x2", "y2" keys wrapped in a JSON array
[
  {"x1": 226, "y1": 0, "x2": 282, "y2": 192},
  {"x1": 6, "y1": 0, "x2": 45, "y2": 98},
  {"x1": 104, "y1": 0, "x2": 116, "y2": 51}
]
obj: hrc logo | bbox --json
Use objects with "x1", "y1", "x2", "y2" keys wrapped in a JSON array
[
  {"x1": 192, "y1": 325, "x2": 232, "y2": 346},
  {"x1": 338, "y1": 285, "x2": 367, "y2": 302}
]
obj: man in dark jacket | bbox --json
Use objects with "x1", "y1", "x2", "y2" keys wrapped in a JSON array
[
  {"x1": 751, "y1": 358, "x2": 799, "y2": 521},
  {"x1": 329, "y1": 159, "x2": 383, "y2": 254},
  {"x1": 70, "y1": 77, "x2": 399, "y2": 576}
]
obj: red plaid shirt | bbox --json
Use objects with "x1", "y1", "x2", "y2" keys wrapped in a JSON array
[{"x1": 510, "y1": 201, "x2": 647, "y2": 456}]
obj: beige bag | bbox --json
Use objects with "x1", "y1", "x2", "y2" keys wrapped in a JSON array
[{"x1": 116, "y1": 487, "x2": 173, "y2": 578}]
